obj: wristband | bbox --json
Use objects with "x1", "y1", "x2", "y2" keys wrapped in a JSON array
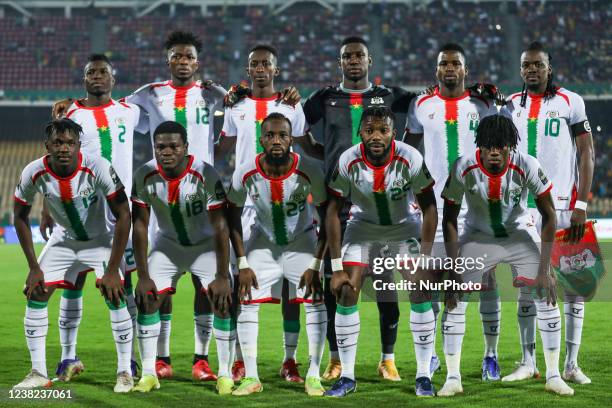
[
  {"x1": 237, "y1": 256, "x2": 250, "y2": 269},
  {"x1": 309, "y1": 258, "x2": 322, "y2": 271},
  {"x1": 331, "y1": 258, "x2": 343, "y2": 272},
  {"x1": 574, "y1": 200, "x2": 587, "y2": 211}
]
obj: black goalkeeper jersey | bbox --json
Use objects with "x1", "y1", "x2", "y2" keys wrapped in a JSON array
[{"x1": 303, "y1": 84, "x2": 416, "y2": 180}]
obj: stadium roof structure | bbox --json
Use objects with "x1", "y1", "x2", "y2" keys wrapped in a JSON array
[{"x1": 0, "y1": 0, "x2": 590, "y2": 18}]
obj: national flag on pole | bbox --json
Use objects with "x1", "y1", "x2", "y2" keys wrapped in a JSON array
[{"x1": 551, "y1": 220, "x2": 607, "y2": 300}]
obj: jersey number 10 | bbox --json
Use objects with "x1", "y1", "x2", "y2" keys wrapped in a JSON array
[{"x1": 544, "y1": 118, "x2": 560, "y2": 137}]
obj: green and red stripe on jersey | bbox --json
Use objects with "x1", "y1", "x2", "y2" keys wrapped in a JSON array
[
  {"x1": 254, "y1": 98, "x2": 269, "y2": 154},
  {"x1": 92, "y1": 109, "x2": 113, "y2": 162},
  {"x1": 526, "y1": 95, "x2": 543, "y2": 208},
  {"x1": 174, "y1": 87, "x2": 188, "y2": 130},
  {"x1": 476, "y1": 150, "x2": 509, "y2": 237},
  {"x1": 444, "y1": 97, "x2": 460, "y2": 173},
  {"x1": 44, "y1": 155, "x2": 90, "y2": 241},
  {"x1": 159, "y1": 156, "x2": 195, "y2": 246},
  {"x1": 360, "y1": 144, "x2": 393, "y2": 225},
  {"x1": 349, "y1": 93, "x2": 364, "y2": 146}
]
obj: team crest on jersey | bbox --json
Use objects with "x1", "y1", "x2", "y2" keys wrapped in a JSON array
[
  {"x1": 510, "y1": 188, "x2": 522, "y2": 205},
  {"x1": 115, "y1": 117, "x2": 126, "y2": 126},
  {"x1": 197, "y1": 99, "x2": 206, "y2": 107},
  {"x1": 392, "y1": 178, "x2": 408, "y2": 188},
  {"x1": 538, "y1": 168, "x2": 549, "y2": 185},
  {"x1": 79, "y1": 186, "x2": 95, "y2": 198},
  {"x1": 185, "y1": 193, "x2": 201, "y2": 202},
  {"x1": 370, "y1": 97, "x2": 384, "y2": 105},
  {"x1": 467, "y1": 112, "x2": 479, "y2": 120},
  {"x1": 547, "y1": 110, "x2": 560, "y2": 118}
]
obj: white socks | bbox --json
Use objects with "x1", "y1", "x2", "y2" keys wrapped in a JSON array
[
  {"x1": 442, "y1": 301, "x2": 468, "y2": 380},
  {"x1": 534, "y1": 298, "x2": 562, "y2": 380},
  {"x1": 335, "y1": 304, "x2": 360, "y2": 380},
  {"x1": 564, "y1": 300, "x2": 584, "y2": 368},
  {"x1": 59, "y1": 290, "x2": 82, "y2": 361},
  {"x1": 25, "y1": 301, "x2": 49, "y2": 377},
  {"x1": 237, "y1": 304, "x2": 260, "y2": 380},
  {"x1": 305, "y1": 303, "x2": 327, "y2": 378},
  {"x1": 194, "y1": 313, "x2": 214, "y2": 357},
  {"x1": 517, "y1": 289, "x2": 537, "y2": 367},
  {"x1": 410, "y1": 302, "x2": 435, "y2": 379},
  {"x1": 137, "y1": 312, "x2": 161, "y2": 377},
  {"x1": 213, "y1": 316, "x2": 236, "y2": 378},
  {"x1": 480, "y1": 290, "x2": 501, "y2": 358},
  {"x1": 107, "y1": 301, "x2": 133, "y2": 374},
  {"x1": 157, "y1": 314, "x2": 172, "y2": 358}
]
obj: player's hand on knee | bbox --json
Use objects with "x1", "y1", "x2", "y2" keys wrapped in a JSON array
[
  {"x1": 299, "y1": 268, "x2": 324, "y2": 303},
  {"x1": 39, "y1": 211, "x2": 55, "y2": 241},
  {"x1": 51, "y1": 98, "x2": 73, "y2": 119},
  {"x1": 569, "y1": 208, "x2": 587, "y2": 244},
  {"x1": 536, "y1": 270, "x2": 557, "y2": 306},
  {"x1": 278, "y1": 86, "x2": 301, "y2": 106},
  {"x1": 99, "y1": 270, "x2": 125, "y2": 308},
  {"x1": 135, "y1": 277, "x2": 158, "y2": 308},
  {"x1": 237, "y1": 268, "x2": 258, "y2": 302},
  {"x1": 23, "y1": 266, "x2": 47, "y2": 299},
  {"x1": 330, "y1": 271, "x2": 355, "y2": 300},
  {"x1": 207, "y1": 277, "x2": 232, "y2": 315}
]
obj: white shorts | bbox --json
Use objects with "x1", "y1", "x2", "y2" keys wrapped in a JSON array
[
  {"x1": 230, "y1": 206, "x2": 257, "y2": 273},
  {"x1": 459, "y1": 226, "x2": 541, "y2": 288},
  {"x1": 342, "y1": 221, "x2": 421, "y2": 267},
  {"x1": 530, "y1": 208, "x2": 572, "y2": 232},
  {"x1": 148, "y1": 234, "x2": 217, "y2": 294},
  {"x1": 244, "y1": 229, "x2": 316, "y2": 304},
  {"x1": 38, "y1": 233, "x2": 119, "y2": 289}
]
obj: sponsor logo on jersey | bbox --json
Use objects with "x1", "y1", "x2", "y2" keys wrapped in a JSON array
[
  {"x1": 289, "y1": 192, "x2": 306, "y2": 202},
  {"x1": 428, "y1": 113, "x2": 435, "y2": 120},
  {"x1": 370, "y1": 97, "x2": 384, "y2": 105},
  {"x1": 239, "y1": 114, "x2": 245, "y2": 121},
  {"x1": 79, "y1": 186, "x2": 95, "y2": 198}
]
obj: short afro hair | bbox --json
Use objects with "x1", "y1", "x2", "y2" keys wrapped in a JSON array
[
  {"x1": 249, "y1": 44, "x2": 278, "y2": 60},
  {"x1": 153, "y1": 121, "x2": 188, "y2": 145},
  {"x1": 164, "y1": 31, "x2": 202, "y2": 53},
  {"x1": 261, "y1": 112, "x2": 292, "y2": 134},
  {"x1": 45, "y1": 118, "x2": 83, "y2": 140}
]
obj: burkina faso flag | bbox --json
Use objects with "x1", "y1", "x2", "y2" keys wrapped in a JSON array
[{"x1": 551, "y1": 221, "x2": 607, "y2": 300}]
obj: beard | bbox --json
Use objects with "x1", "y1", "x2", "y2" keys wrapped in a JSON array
[
  {"x1": 365, "y1": 141, "x2": 392, "y2": 161},
  {"x1": 264, "y1": 150, "x2": 291, "y2": 166}
]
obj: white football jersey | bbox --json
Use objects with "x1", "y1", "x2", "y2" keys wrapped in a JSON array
[
  {"x1": 131, "y1": 156, "x2": 227, "y2": 246},
  {"x1": 15, "y1": 153, "x2": 124, "y2": 241},
  {"x1": 405, "y1": 89, "x2": 497, "y2": 206},
  {"x1": 126, "y1": 80, "x2": 226, "y2": 164},
  {"x1": 501, "y1": 87, "x2": 588, "y2": 210},
  {"x1": 220, "y1": 94, "x2": 306, "y2": 166},
  {"x1": 442, "y1": 150, "x2": 553, "y2": 237},
  {"x1": 227, "y1": 153, "x2": 326, "y2": 245},
  {"x1": 328, "y1": 141, "x2": 434, "y2": 225},
  {"x1": 65, "y1": 99, "x2": 140, "y2": 195}
]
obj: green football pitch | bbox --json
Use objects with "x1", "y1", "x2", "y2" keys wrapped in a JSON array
[{"x1": 0, "y1": 244, "x2": 610, "y2": 408}]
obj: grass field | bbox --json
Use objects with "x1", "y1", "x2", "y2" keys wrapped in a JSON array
[{"x1": 0, "y1": 244, "x2": 611, "y2": 408}]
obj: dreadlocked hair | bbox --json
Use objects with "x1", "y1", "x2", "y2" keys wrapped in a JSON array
[
  {"x1": 44, "y1": 118, "x2": 83, "y2": 140},
  {"x1": 475, "y1": 115, "x2": 519, "y2": 151},
  {"x1": 358, "y1": 105, "x2": 395, "y2": 132},
  {"x1": 520, "y1": 41, "x2": 557, "y2": 107}
]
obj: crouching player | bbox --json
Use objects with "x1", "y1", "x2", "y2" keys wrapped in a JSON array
[
  {"x1": 440, "y1": 115, "x2": 573, "y2": 396},
  {"x1": 227, "y1": 113, "x2": 328, "y2": 396},
  {"x1": 130, "y1": 121, "x2": 233, "y2": 393},
  {"x1": 325, "y1": 106, "x2": 438, "y2": 397},
  {"x1": 13, "y1": 119, "x2": 132, "y2": 391}
]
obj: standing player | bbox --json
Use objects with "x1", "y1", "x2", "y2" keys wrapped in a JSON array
[
  {"x1": 404, "y1": 43, "x2": 500, "y2": 380},
  {"x1": 295, "y1": 36, "x2": 418, "y2": 382},
  {"x1": 130, "y1": 121, "x2": 234, "y2": 393},
  {"x1": 325, "y1": 106, "x2": 438, "y2": 397},
  {"x1": 46, "y1": 54, "x2": 141, "y2": 383},
  {"x1": 13, "y1": 119, "x2": 132, "y2": 392},
  {"x1": 501, "y1": 41, "x2": 594, "y2": 384},
  {"x1": 215, "y1": 44, "x2": 307, "y2": 382},
  {"x1": 226, "y1": 113, "x2": 327, "y2": 396},
  {"x1": 52, "y1": 31, "x2": 227, "y2": 380},
  {"x1": 440, "y1": 114, "x2": 573, "y2": 396}
]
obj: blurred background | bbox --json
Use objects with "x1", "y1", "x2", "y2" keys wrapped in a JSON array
[{"x1": 0, "y1": 0, "x2": 609, "y2": 240}]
